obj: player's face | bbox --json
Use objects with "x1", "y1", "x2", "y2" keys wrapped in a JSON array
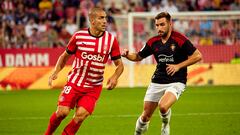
[
  {"x1": 155, "y1": 18, "x2": 170, "y2": 38},
  {"x1": 93, "y1": 11, "x2": 107, "y2": 32}
]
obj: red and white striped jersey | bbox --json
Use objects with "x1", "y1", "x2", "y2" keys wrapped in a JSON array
[{"x1": 66, "y1": 29, "x2": 121, "y2": 88}]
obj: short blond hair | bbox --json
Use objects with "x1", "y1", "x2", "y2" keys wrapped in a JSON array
[{"x1": 88, "y1": 7, "x2": 105, "y2": 22}]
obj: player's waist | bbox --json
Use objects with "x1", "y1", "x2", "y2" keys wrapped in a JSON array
[
  {"x1": 67, "y1": 81, "x2": 103, "y2": 89},
  {"x1": 152, "y1": 76, "x2": 187, "y2": 84}
]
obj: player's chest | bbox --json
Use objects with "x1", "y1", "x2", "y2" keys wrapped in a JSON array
[
  {"x1": 152, "y1": 40, "x2": 180, "y2": 56},
  {"x1": 75, "y1": 39, "x2": 110, "y2": 62},
  {"x1": 152, "y1": 40, "x2": 181, "y2": 63},
  {"x1": 75, "y1": 38, "x2": 111, "y2": 55}
]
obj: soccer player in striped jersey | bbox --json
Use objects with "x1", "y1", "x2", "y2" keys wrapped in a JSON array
[
  {"x1": 122, "y1": 12, "x2": 202, "y2": 135},
  {"x1": 44, "y1": 7, "x2": 124, "y2": 135}
]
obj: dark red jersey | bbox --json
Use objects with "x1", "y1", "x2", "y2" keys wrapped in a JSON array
[{"x1": 138, "y1": 31, "x2": 196, "y2": 84}]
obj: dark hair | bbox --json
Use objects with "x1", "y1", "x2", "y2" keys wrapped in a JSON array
[{"x1": 155, "y1": 12, "x2": 171, "y2": 22}]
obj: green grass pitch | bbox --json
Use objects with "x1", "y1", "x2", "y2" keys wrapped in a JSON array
[{"x1": 0, "y1": 86, "x2": 240, "y2": 135}]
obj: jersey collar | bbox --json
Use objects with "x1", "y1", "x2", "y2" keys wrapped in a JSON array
[{"x1": 88, "y1": 28, "x2": 105, "y2": 38}]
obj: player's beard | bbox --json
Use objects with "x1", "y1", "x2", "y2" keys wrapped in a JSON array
[
  {"x1": 159, "y1": 26, "x2": 170, "y2": 38},
  {"x1": 159, "y1": 31, "x2": 168, "y2": 38}
]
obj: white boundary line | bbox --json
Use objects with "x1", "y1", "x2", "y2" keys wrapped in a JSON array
[{"x1": 0, "y1": 112, "x2": 240, "y2": 121}]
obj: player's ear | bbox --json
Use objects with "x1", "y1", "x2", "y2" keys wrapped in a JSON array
[
  {"x1": 91, "y1": 20, "x2": 95, "y2": 25},
  {"x1": 169, "y1": 20, "x2": 173, "y2": 26},
  {"x1": 89, "y1": 17, "x2": 95, "y2": 25}
]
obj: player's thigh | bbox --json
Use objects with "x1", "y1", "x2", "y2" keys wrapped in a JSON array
[
  {"x1": 144, "y1": 83, "x2": 166, "y2": 102},
  {"x1": 159, "y1": 82, "x2": 186, "y2": 110},
  {"x1": 77, "y1": 86, "x2": 102, "y2": 114},
  {"x1": 165, "y1": 82, "x2": 186, "y2": 100},
  {"x1": 159, "y1": 92, "x2": 177, "y2": 112},
  {"x1": 77, "y1": 95, "x2": 98, "y2": 115},
  {"x1": 58, "y1": 84, "x2": 78, "y2": 109}
]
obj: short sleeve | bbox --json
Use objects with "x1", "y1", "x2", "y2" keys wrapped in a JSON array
[
  {"x1": 138, "y1": 43, "x2": 153, "y2": 58},
  {"x1": 66, "y1": 33, "x2": 77, "y2": 54},
  {"x1": 181, "y1": 40, "x2": 196, "y2": 56},
  {"x1": 110, "y1": 38, "x2": 121, "y2": 60}
]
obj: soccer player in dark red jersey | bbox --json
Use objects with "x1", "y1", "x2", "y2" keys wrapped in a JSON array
[
  {"x1": 122, "y1": 12, "x2": 202, "y2": 135},
  {"x1": 44, "y1": 7, "x2": 124, "y2": 135}
]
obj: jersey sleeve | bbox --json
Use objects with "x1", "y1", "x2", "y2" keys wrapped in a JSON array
[
  {"x1": 110, "y1": 38, "x2": 121, "y2": 60},
  {"x1": 138, "y1": 43, "x2": 153, "y2": 58},
  {"x1": 181, "y1": 40, "x2": 197, "y2": 56},
  {"x1": 66, "y1": 33, "x2": 77, "y2": 54}
]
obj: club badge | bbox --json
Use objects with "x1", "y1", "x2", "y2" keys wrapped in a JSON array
[{"x1": 170, "y1": 44, "x2": 176, "y2": 52}]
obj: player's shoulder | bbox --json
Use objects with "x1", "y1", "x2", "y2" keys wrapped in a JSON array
[
  {"x1": 171, "y1": 30, "x2": 189, "y2": 47},
  {"x1": 105, "y1": 31, "x2": 116, "y2": 38},
  {"x1": 147, "y1": 35, "x2": 161, "y2": 47},
  {"x1": 171, "y1": 30, "x2": 188, "y2": 39},
  {"x1": 74, "y1": 28, "x2": 89, "y2": 35}
]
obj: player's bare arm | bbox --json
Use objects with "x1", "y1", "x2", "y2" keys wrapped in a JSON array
[
  {"x1": 166, "y1": 49, "x2": 202, "y2": 76},
  {"x1": 121, "y1": 49, "x2": 143, "y2": 61},
  {"x1": 106, "y1": 58, "x2": 124, "y2": 90},
  {"x1": 48, "y1": 51, "x2": 72, "y2": 86}
]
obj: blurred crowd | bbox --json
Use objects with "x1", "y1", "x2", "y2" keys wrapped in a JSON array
[
  {"x1": 0, "y1": 0, "x2": 239, "y2": 49},
  {"x1": 180, "y1": 19, "x2": 240, "y2": 46}
]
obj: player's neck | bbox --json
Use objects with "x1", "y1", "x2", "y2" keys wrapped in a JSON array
[
  {"x1": 89, "y1": 27, "x2": 104, "y2": 37},
  {"x1": 161, "y1": 29, "x2": 172, "y2": 43}
]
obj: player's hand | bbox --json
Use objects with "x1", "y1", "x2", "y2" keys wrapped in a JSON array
[
  {"x1": 106, "y1": 77, "x2": 118, "y2": 90},
  {"x1": 48, "y1": 72, "x2": 58, "y2": 87},
  {"x1": 121, "y1": 49, "x2": 129, "y2": 57},
  {"x1": 166, "y1": 64, "x2": 180, "y2": 76}
]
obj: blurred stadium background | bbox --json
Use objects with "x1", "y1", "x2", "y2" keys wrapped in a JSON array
[{"x1": 0, "y1": 0, "x2": 240, "y2": 135}]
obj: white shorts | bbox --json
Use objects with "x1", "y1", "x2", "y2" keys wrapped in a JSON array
[{"x1": 144, "y1": 82, "x2": 186, "y2": 102}]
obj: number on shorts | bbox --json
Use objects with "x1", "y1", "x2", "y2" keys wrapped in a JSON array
[{"x1": 63, "y1": 86, "x2": 72, "y2": 94}]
